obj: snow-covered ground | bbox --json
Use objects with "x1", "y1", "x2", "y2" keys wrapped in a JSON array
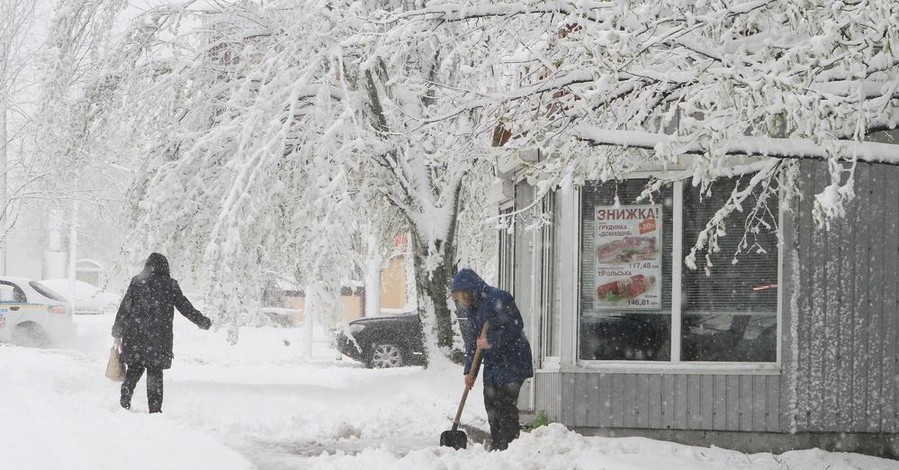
[{"x1": 1, "y1": 314, "x2": 896, "y2": 470}]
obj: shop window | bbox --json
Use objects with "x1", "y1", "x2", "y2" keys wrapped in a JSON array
[
  {"x1": 579, "y1": 179, "x2": 673, "y2": 361},
  {"x1": 578, "y1": 176, "x2": 779, "y2": 364},
  {"x1": 681, "y1": 179, "x2": 778, "y2": 362}
]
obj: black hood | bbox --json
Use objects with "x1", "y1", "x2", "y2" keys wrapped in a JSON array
[{"x1": 144, "y1": 252, "x2": 170, "y2": 277}]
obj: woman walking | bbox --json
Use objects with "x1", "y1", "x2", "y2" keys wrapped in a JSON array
[{"x1": 112, "y1": 253, "x2": 211, "y2": 413}]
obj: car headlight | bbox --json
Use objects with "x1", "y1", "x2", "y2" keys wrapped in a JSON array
[{"x1": 349, "y1": 324, "x2": 366, "y2": 334}]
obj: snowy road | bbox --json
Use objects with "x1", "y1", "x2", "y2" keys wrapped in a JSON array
[
  {"x1": 0, "y1": 314, "x2": 490, "y2": 470},
  {"x1": 3, "y1": 315, "x2": 898, "y2": 470},
  {"x1": 163, "y1": 370, "x2": 470, "y2": 469}
]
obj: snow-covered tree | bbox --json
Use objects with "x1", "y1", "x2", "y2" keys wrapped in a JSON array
[
  {"x1": 74, "y1": 1, "x2": 496, "y2": 354},
  {"x1": 384, "y1": 0, "x2": 899, "y2": 265},
  {"x1": 61, "y1": 0, "x2": 899, "y2": 356},
  {"x1": 0, "y1": 0, "x2": 42, "y2": 271},
  {"x1": 32, "y1": 0, "x2": 141, "y2": 281}
]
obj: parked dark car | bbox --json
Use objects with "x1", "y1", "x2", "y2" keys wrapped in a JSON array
[
  {"x1": 335, "y1": 312, "x2": 427, "y2": 368},
  {"x1": 335, "y1": 311, "x2": 470, "y2": 368}
]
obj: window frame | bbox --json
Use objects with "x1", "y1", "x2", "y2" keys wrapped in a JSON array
[
  {"x1": 575, "y1": 179, "x2": 783, "y2": 374},
  {"x1": 0, "y1": 281, "x2": 27, "y2": 303},
  {"x1": 539, "y1": 191, "x2": 562, "y2": 369},
  {"x1": 497, "y1": 202, "x2": 515, "y2": 294}
]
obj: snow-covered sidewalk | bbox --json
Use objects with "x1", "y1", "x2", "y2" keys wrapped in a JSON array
[{"x1": 1, "y1": 314, "x2": 896, "y2": 470}]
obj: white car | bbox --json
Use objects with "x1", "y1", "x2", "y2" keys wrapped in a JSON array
[
  {"x1": 0, "y1": 277, "x2": 75, "y2": 347},
  {"x1": 40, "y1": 278, "x2": 121, "y2": 315}
]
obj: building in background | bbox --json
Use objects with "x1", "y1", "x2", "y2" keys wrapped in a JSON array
[{"x1": 264, "y1": 242, "x2": 413, "y2": 326}]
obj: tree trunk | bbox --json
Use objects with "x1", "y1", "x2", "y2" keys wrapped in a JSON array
[
  {"x1": 412, "y1": 238, "x2": 456, "y2": 351},
  {"x1": 409, "y1": 181, "x2": 463, "y2": 361}
]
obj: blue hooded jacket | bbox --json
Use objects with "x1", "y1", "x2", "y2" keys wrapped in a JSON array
[{"x1": 452, "y1": 268, "x2": 534, "y2": 385}]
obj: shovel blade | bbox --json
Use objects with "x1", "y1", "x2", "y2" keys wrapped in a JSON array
[{"x1": 440, "y1": 430, "x2": 467, "y2": 449}]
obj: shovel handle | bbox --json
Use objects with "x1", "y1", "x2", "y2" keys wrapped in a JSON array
[{"x1": 452, "y1": 321, "x2": 489, "y2": 428}]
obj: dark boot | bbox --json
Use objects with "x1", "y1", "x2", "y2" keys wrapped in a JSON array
[
  {"x1": 146, "y1": 367, "x2": 164, "y2": 413},
  {"x1": 121, "y1": 364, "x2": 145, "y2": 410},
  {"x1": 483, "y1": 381, "x2": 523, "y2": 451}
]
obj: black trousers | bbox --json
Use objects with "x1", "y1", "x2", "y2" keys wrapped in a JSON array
[
  {"x1": 483, "y1": 381, "x2": 523, "y2": 451},
  {"x1": 121, "y1": 363, "x2": 164, "y2": 413}
]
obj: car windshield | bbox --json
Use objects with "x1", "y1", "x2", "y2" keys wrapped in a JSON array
[{"x1": 30, "y1": 281, "x2": 67, "y2": 302}]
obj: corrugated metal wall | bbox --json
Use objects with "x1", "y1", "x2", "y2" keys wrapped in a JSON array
[
  {"x1": 537, "y1": 371, "x2": 781, "y2": 431},
  {"x1": 534, "y1": 371, "x2": 562, "y2": 422},
  {"x1": 787, "y1": 160, "x2": 899, "y2": 433}
]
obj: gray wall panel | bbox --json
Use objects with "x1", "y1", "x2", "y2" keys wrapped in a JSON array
[
  {"x1": 701, "y1": 375, "x2": 714, "y2": 430},
  {"x1": 823, "y1": 197, "x2": 842, "y2": 430},
  {"x1": 648, "y1": 375, "x2": 662, "y2": 428},
  {"x1": 598, "y1": 373, "x2": 612, "y2": 426},
  {"x1": 791, "y1": 160, "x2": 899, "y2": 433},
  {"x1": 612, "y1": 376, "x2": 625, "y2": 428},
  {"x1": 767, "y1": 375, "x2": 780, "y2": 432},
  {"x1": 739, "y1": 376, "x2": 754, "y2": 431},
  {"x1": 585, "y1": 374, "x2": 597, "y2": 427},
  {"x1": 850, "y1": 163, "x2": 870, "y2": 432},
  {"x1": 574, "y1": 374, "x2": 594, "y2": 426},
  {"x1": 624, "y1": 374, "x2": 638, "y2": 428},
  {"x1": 836, "y1": 197, "x2": 855, "y2": 431},
  {"x1": 808, "y1": 162, "x2": 828, "y2": 431},
  {"x1": 866, "y1": 163, "x2": 885, "y2": 432},
  {"x1": 727, "y1": 375, "x2": 740, "y2": 429},
  {"x1": 675, "y1": 375, "x2": 688, "y2": 428},
  {"x1": 558, "y1": 372, "x2": 781, "y2": 432},
  {"x1": 793, "y1": 161, "x2": 814, "y2": 431},
  {"x1": 752, "y1": 376, "x2": 767, "y2": 431},
  {"x1": 662, "y1": 375, "x2": 676, "y2": 428},
  {"x1": 587, "y1": 373, "x2": 601, "y2": 428},
  {"x1": 881, "y1": 165, "x2": 899, "y2": 432},
  {"x1": 859, "y1": 163, "x2": 878, "y2": 432},
  {"x1": 534, "y1": 372, "x2": 562, "y2": 422},
  {"x1": 714, "y1": 375, "x2": 728, "y2": 430},
  {"x1": 562, "y1": 375, "x2": 576, "y2": 424},
  {"x1": 780, "y1": 177, "x2": 797, "y2": 434},
  {"x1": 636, "y1": 375, "x2": 650, "y2": 428},
  {"x1": 688, "y1": 376, "x2": 703, "y2": 429}
]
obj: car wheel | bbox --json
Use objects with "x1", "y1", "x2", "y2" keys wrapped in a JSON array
[
  {"x1": 102, "y1": 303, "x2": 118, "y2": 315},
  {"x1": 12, "y1": 322, "x2": 50, "y2": 348},
  {"x1": 368, "y1": 343, "x2": 405, "y2": 368}
]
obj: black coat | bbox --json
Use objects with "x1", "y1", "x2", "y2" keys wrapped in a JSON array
[{"x1": 112, "y1": 254, "x2": 211, "y2": 369}]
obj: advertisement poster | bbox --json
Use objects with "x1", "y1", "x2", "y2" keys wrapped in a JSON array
[{"x1": 594, "y1": 204, "x2": 662, "y2": 310}]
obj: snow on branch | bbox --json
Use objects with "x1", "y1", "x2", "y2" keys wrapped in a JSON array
[
  {"x1": 574, "y1": 127, "x2": 899, "y2": 166},
  {"x1": 385, "y1": 1, "x2": 614, "y2": 22}
]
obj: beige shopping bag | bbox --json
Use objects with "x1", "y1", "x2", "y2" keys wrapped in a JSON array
[{"x1": 105, "y1": 346, "x2": 125, "y2": 382}]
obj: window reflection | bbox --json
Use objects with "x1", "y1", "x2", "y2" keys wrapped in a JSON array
[
  {"x1": 580, "y1": 314, "x2": 670, "y2": 361},
  {"x1": 682, "y1": 313, "x2": 776, "y2": 362}
]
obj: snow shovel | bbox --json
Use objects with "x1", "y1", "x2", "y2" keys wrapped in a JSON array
[{"x1": 441, "y1": 321, "x2": 489, "y2": 450}]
